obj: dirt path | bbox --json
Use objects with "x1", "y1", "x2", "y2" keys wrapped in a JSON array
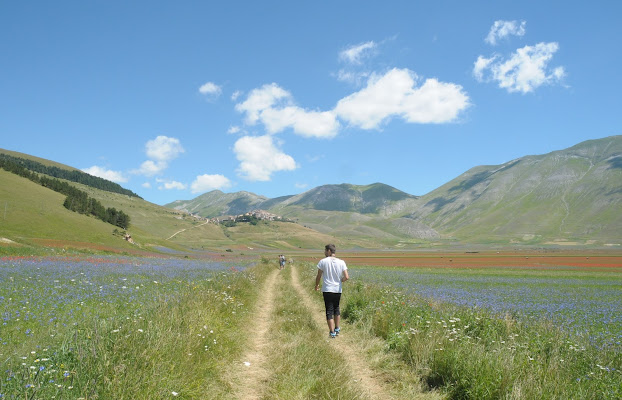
[
  {"x1": 289, "y1": 265, "x2": 393, "y2": 400},
  {"x1": 232, "y1": 269, "x2": 279, "y2": 399},
  {"x1": 165, "y1": 220, "x2": 210, "y2": 240},
  {"x1": 231, "y1": 265, "x2": 437, "y2": 399}
]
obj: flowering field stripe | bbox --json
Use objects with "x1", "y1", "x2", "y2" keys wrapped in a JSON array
[
  {"x1": 330, "y1": 261, "x2": 622, "y2": 399},
  {"x1": 348, "y1": 264, "x2": 622, "y2": 349},
  {"x1": 0, "y1": 255, "x2": 258, "y2": 399}
]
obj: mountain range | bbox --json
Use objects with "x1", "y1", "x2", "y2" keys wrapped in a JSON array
[
  {"x1": 1, "y1": 135, "x2": 621, "y2": 253},
  {"x1": 167, "y1": 135, "x2": 622, "y2": 247}
]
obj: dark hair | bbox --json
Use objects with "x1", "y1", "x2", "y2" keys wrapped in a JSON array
[{"x1": 325, "y1": 244, "x2": 336, "y2": 254}]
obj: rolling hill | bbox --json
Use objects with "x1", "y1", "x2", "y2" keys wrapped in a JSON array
[
  {"x1": 0, "y1": 150, "x2": 342, "y2": 253},
  {"x1": 408, "y1": 135, "x2": 622, "y2": 245},
  {"x1": 168, "y1": 135, "x2": 622, "y2": 247},
  {"x1": 2, "y1": 135, "x2": 621, "y2": 252}
]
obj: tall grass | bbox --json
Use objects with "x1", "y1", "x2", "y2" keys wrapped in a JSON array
[
  {"x1": 0, "y1": 255, "x2": 261, "y2": 399},
  {"x1": 4, "y1": 253, "x2": 619, "y2": 399},
  {"x1": 340, "y1": 279, "x2": 621, "y2": 399}
]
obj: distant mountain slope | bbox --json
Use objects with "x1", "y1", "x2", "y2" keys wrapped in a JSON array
[
  {"x1": 279, "y1": 183, "x2": 418, "y2": 213},
  {"x1": 166, "y1": 136, "x2": 622, "y2": 246},
  {"x1": 167, "y1": 190, "x2": 272, "y2": 217},
  {"x1": 168, "y1": 183, "x2": 417, "y2": 216},
  {"x1": 5, "y1": 135, "x2": 618, "y2": 251},
  {"x1": 408, "y1": 135, "x2": 622, "y2": 244},
  {"x1": 169, "y1": 183, "x2": 434, "y2": 243}
]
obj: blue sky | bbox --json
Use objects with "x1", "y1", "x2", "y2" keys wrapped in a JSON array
[{"x1": 2, "y1": 1, "x2": 620, "y2": 205}]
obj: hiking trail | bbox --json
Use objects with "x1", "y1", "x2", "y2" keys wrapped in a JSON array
[
  {"x1": 232, "y1": 269, "x2": 279, "y2": 399},
  {"x1": 289, "y1": 264, "x2": 393, "y2": 400},
  {"x1": 231, "y1": 265, "x2": 439, "y2": 399}
]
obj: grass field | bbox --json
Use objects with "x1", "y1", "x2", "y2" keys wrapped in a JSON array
[
  {"x1": 327, "y1": 253, "x2": 622, "y2": 399},
  {"x1": 1, "y1": 251, "x2": 620, "y2": 399},
  {"x1": 0, "y1": 254, "x2": 258, "y2": 399}
]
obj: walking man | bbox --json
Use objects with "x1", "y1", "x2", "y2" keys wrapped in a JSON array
[{"x1": 315, "y1": 244, "x2": 349, "y2": 338}]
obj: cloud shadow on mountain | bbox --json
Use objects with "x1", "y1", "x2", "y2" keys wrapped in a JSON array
[
  {"x1": 607, "y1": 156, "x2": 622, "y2": 170},
  {"x1": 425, "y1": 196, "x2": 457, "y2": 212},
  {"x1": 448, "y1": 171, "x2": 491, "y2": 193}
]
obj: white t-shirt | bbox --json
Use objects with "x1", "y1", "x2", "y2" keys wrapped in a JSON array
[{"x1": 317, "y1": 256, "x2": 348, "y2": 293}]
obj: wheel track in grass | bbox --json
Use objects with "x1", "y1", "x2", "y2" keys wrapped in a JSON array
[
  {"x1": 289, "y1": 263, "x2": 395, "y2": 400},
  {"x1": 232, "y1": 265, "x2": 438, "y2": 399},
  {"x1": 232, "y1": 268, "x2": 279, "y2": 399}
]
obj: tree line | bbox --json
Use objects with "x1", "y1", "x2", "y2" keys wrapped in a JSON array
[
  {"x1": 0, "y1": 155, "x2": 130, "y2": 229},
  {"x1": 0, "y1": 153, "x2": 141, "y2": 198}
]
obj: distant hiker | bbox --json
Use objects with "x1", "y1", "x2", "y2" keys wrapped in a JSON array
[
  {"x1": 315, "y1": 244, "x2": 349, "y2": 338},
  {"x1": 279, "y1": 254, "x2": 286, "y2": 270}
]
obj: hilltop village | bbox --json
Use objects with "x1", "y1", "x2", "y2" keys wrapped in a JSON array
[{"x1": 182, "y1": 209, "x2": 296, "y2": 226}]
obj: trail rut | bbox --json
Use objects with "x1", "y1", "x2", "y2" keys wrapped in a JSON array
[
  {"x1": 232, "y1": 269, "x2": 279, "y2": 399},
  {"x1": 289, "y1": 265, "x2": 393, "y2": 400}
]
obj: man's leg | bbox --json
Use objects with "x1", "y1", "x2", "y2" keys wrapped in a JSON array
[
  {"x1": 334, "y1": 293, "x2": 342, "y2": 333},
  {"x1": 323, "y1": 292, "x2": 336, "y2": 334}
]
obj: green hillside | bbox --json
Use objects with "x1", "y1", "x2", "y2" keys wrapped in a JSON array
[
  {"x1": 409, "y1": 135, "x2": 622, "y2": 245},
  {"x1": 166, "y1": 136, "x2": 622, "y2": 248},
  {"x1": 0, "y1": 162, "x2": 342, "y2": 253},
  {"x1": 3, "y1": 135, "x2": 621, "y2": 252},
  {"x1": 0, "y1": 169, "x2": 140, "y2": 252}
]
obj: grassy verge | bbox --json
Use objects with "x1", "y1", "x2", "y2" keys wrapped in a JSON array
[
  {"x1": 0, "y1": 258, "x2": 264, "y2": 399},
  {"x1": 340, "y1": 279, "x2": 622, "y2": 399}
]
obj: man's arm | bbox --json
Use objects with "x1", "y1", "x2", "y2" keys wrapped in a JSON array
[
  {"x1": 341, "y1": 268, "x2": 349, "y2": 282},
  {"x1": 315, "y1": 269, "x2": 323, "y2": 291}
]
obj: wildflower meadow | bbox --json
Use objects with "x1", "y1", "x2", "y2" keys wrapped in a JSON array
[
  {"x1": 1, "y1": 252, "x2": 621, "y2": 399},
  {"x1": 0, "y1": 254, "x2": 257, "y2": 399},
  {"x1": 337, "y1": 263, "x2": 622, "y2": 399}
]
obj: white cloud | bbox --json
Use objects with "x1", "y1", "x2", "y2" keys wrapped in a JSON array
[
  {"x1": 235, "y1": 83, "x2": 339, "y2": 138},
  {"x1": 233, "y1": 135, "x2": 297, "y2": 181},
  {"x1": 235, "y1": 83, "x2": 291, "y2": 125},
  {"x1": 82, "y1": 166, "x2": 127, "y2": 183},
  {"x1": 199, "y1": 82, "x2": 222, "y2": 96},
  {"x1": 231, "y1": 90, "x2": 243, "y2": 101},
  {"x1": 227, "y1": 126, "x2": 241, "y2": 134},
  {"x1": 145, "y1": 136, "x2": 185, "y2": 162},
  {"x1": 294, "y1": 183, "x2": 308, "y2": 189},
  {"x1": 474, "y1": 42, "x2": 566, "y2": 93},
  {"x1": 135, "y1": 160, "x2": 167, "y2": 177},
  {"x1": 260, "y1": 107, "x2": 339, "y2": 138},
  {"x1": 473, "y1": 55, "x2": 497, "y2": 81},
  {"x1": 339, "y1": 41, "x2": 377, "y2": 64},
  {"x1": 485, "y1": 20, "x2": 526, "y2": 45},
  {"x1": 190, "y1": 174, "x2": 232, "y2": 193},
  {"x1": 335, "y1": 68, "x2": 470, "y2": 129},
  {"x1": 133, "y1": 136, "x2": 185, "y2": 177},
  {"x1": 141, "y1": 182, "x2": 151, "y2": 189},
  {"x1": 156, "y1": 178, "x2": 187, "y2": 190},
  {"x1": 336, "y1": 69, "x2": 371, "y2": 86}
]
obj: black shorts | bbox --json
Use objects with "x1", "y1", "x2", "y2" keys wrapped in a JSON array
[{"x1": 322, "y1": 292, "x2": 342, "y2": 320}]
